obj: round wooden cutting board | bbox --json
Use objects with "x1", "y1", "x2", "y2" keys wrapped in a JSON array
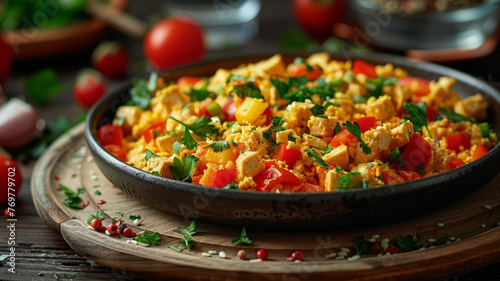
[{"x1": 32, "y1": 124, "x2": 500, "y2": 281}]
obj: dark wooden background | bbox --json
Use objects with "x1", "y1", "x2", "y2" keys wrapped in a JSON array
[{"x1": 1, "y1": 0, "x2": 500, "y2": 280}]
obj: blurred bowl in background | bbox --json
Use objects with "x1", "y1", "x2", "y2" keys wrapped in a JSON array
[{"x1": 349, "y1": 0, "x2": 500, "y2": 51}]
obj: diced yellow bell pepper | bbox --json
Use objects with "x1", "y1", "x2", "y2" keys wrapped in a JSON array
[{"x1": 235, "y1": 97, "x2": 268, "y2": 124}]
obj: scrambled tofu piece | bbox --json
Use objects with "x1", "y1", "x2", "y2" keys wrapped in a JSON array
[
  {"x1": 364, "y1": 124, "x2": 392, "y2": 153},
  {"x1": 147, "y1": 156, "x2": 174, "y2": 179},
  {"x1": 307, "y1": 116, "x2": 339, "y2": 137},
  {"x1": 454, "y1": 94, "x2": 488, "y2": 121},
  {"x1": 389, "y1": 121, "x2": 414, "y2": 150},
  {"x1": 235, "y1": 151, "x2": 265, "y2": 182},
  {"x1": 155, "y1": 129, "x2": 182, "y2": 155},
  {"x1": 253, "y1": 54, "x2": 287, "y2": 77},
  {"x1": 322, "y1": 144, "x2": 349, "y2": 170},
  {"x1": 365, "y1": 96, "x2": 397, "y2": 121},
  {"x1": 324, "y1": 170, "x2": 346, "y2": 192},
  {"x1": 306, "y1": 52, "x2": 330, "y2": 70},
  {"x1": 388, "y1": 86, "x2": 411, "y2": 113},
  {"x1": 113, "y1": 106, "x2": 143, "y2": 135},
  {"x1": 150, "y1": 85, "x2": 189, "y2": 120},
  {"x1": 289, "y1": 101, "x2": 313, "y2": 128},
  {"x1": 350, "y1": 162, "x2": 384, "y2": 188},
  {"x1": 426, "y1": 138, "x2": 456, "y2": 174},
  {"x1": 426, "y1": 77, "x2": 461, "y2": 110}
]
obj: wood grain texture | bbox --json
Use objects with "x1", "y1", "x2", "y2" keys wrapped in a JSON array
[{"x1": 32, "y1": 125, "x2": 500, "y2": 281}]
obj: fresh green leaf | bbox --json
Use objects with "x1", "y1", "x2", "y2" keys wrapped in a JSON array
[
  {"x1": 479, "y1": 122, "x2": 496, "y2": 139},
  {"x1": 226, "y1": 74, "x2": 255, "y2": 83},
  {"x1": 231, "y1": 227, "x2": 253, "y2": 245},
  {"x1": 172, "y1": 141, "x2": 183, "y2": 155},
  {"x1": 353, "y1": 235, "x2": 373, "y2": 255},
  {"x1": 169, "y1": 154, "x2": 199, "y2": 182},
  {"x1": 312, "y1": 144, "x2": 333, "y2": 155},
  {"x1": 59, "y1": 184, "x2": 85, "y2": 209},
  {"x1": 188, "y1": 88, "x2": 216, "y2": 102},
  {"x1": 24, "y1": 68, "x2": 60, "y2": 105},
  {"x1": 438, "y1": 107, "x2": 476, "y2": 123},
  {"x1": 335, "y1": 166, "x2": 344, "y2": 172},
  {"x1": 115, "y1": 212, "x2": 124, "y2": 216},
  {"x1": 416, "y1": 162, "x2": 426, "y2": 175},
  {"x1": 151, "y1": 171, "x2": 161, "y2": 176},
  {"x1": 354, "y1": 76, "x2": 398, "y2": 103},
  {"x1": 135, "y1": 231, "x2": 160, "y2": 245},
  {"x1": 202, "y1": 141, "x2": 238, "y2": 153},
  {"x1": 342, "y1": 121, "x2": 371, "y2": 154},
  {"x1": 94, "y1": 190, "x2": 101, "y2": 196},
  {"x1": 169, "y1": 245, "x2": 183, "y2": 252},
  {"x1": 152, "y1": 131, "x2": 167, "y2": 137},
  {"x1": 180, "y1": 128, "x2": 198, "y2": 150},
  {"x1": 145, "y1": 149, "x2": 159, "y2": 161},
  {"x1": 287, "y1": 132, "x2": 296, "y2": 143},
  {"x1": 334, "y1": 123, "x2": 342, "y2": 134},
  {"x1": 181, "y1": 236, "x2": 196, "y2": 249},
  {"x1": 388, "y1": 148, "x2": 406, "y2": 168},
  {"x1": 272, "y1": 142, "x2": 283, "y2": 150},
  {"x1": 306, "y1": 149, "x2": 330, "y2": 169},
  {"x1": 223, "y1": 183, "x2": 239, "y2": 190},
  {"x1": 173, "y1": 220, "x2": 197, "y2": 236},
  {"x1": 336, "y1": 171, "x2": 361, "y2": 190},
  {"x1": 270, "y1": 78, "x2": 291, "y2": 98},
  {"x1": 404, "y1": 102, "x2": 432, "y2": 138},
  {"x1": 395, "y1": 234, "x2": 421, "y2": 252},
  {"x1": 129, "y1": 215, "x2": 141, "y2": 221},
  {"x1": 169, "y1": 115, "x2": 220, "y2": 140},
  {"x1": 427, "y1": 234, "x2": 452, "y2": 247},
  {"x1": 310, "y1": 104, "x2": 326, "y2": 116},
  {"x1": 232, "y1": 82, "x2": 264, "y2": 99},
  {"x1": 128, "y1": 73, "x2": 156, "y2": 110}
]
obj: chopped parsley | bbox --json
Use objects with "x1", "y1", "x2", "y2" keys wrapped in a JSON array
[
  {"x1": 272, "y1": 142, "x2": 283, "y2": 150},
  {"x1": 312, "y1": 144, "x2": 333, "y2": 155},
  {"x1": 438, "y1": 107, "x2": 476, "y2": 123},
  {"x1": 336, "y1": 171, "x2": 361, "y2": 190},
  {"x1": 127, "y1": 72, "x2": 158, "y2": 109},
  {"x1": 342, "y1": 121, "x2": 371, "y2": 155},
  {"x1": 223, "y1": 183, "x2": 239, "y2": 190},
  {"x1": 416, "y1": 162, "x2": 426, "y2": 174},
  {"x1": 404, "y1": 102, "x2": 432, "y2": 138},
  {"x1": 168, "y1": 115, "x2": 220, "y2": 150},
  {"x1": 59, "y1": 184, "x2": 85, "y2": 209},
  {"x1": 227, "y1": 75, "x2": 263, "y2": 99},
  {"x1": 94, "y1": 190, "x2": 101, "y2": 196},
  {"x1": 86, "y1": 210, "x2": 105, "y2": 225},
  {"x1": 145, "y1": 149, "x2": 159, "y2": 161},
  {"x1": 202, "y1": 141, "x2": 238, "y2": 152},
  {"x1": 306, "y1": 149, "x2": 330, "y2": 169},
  {"x1": 395, "y1": 234, "x2": 421, "y2": 252},
  {"x1": 353, "y1": 235, "x2": 373, "y2": 255},
  {"x1": 479, "y1": 122, "x2": 496, "y2": 139},
  {"x1": 172, "y1": 220, "x2": 197, "y2": 251},
  {"x1": 310, "y1": 104, "x2": 327, "y2": 118},
  {"x1": 354, "y1": 76, "x2": 398, "y2": 103},
  {"x1": 188, "y1": 88, "x2": 216, "y2": 102},
  {"x1": 169, "y1": 154, "x2": 199, "y2": 182},
  {"x1": 231, "y1": 227, "x2": 253, "y2": 245},
  {"x1": 135, "y1": 231, "x2": 160, "y2": 245},
  {"x1": 129, "y1": 215, "x2": 141, "y2": 221},
  {"x1": 388, "y1": 148, "x2": 406, "y2": 168},
  {"x1": 287, "y1": 132, "x2": 297, "y2": 143}
]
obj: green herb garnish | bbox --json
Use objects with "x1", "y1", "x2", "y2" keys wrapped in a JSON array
[
  {"x1": 342, "y1": 121, "x2": 371, "y2": 154},
  {"x1": 59, "y1": 184, "x2": 85, "y2": 209},
  {"x1": 145, "y1": 149, "x2": 159, "y2": 161},
  {"x1": 231, "y1": 227, "x2": 253, "y2": 245},
  {"x1": 135, "y1": 231, "x2": 160, "y2": 245},
  {"x1": 438, "y1": 107, "x2": 476, "y2": 123},
  {"x1": 128, "y1": 72, "x2": 158, "y2": 109},
  {"x1": 202, "y1": 141, "x2": 238, "y2": 153},
  {"x1": 86, "y1": 210, "x2": 105, "y2": 225},
  {"x1": 336, "y1": 171, "x2": 361, "y2": 190},
  {"x1": 169, "y1": 154, "x2": 199, "y2": 182},
  {"x1": 168, "y1": 115, "x2": 220, "y2": 150},
  {"x1": 129, "y1": 215, "x2": 141, "y2": 221},
  {"x1": 223, "y1": 183, "x2": 239, "y2": 190},
  {"x1": 395, "y1": 234, "x2": 421, "y2": 252},
  {"x1": 388, "y1": 148, "x2": 406, "y2": 168},
  {"x1": 353, "y1": 235, "x2": 373, "y2": 255},
  {"x1": 306, "y1": 149, "x2": 330, "y2": 169},
  {"x1": 404, "y1": 102, "x2": 432, "y2": 138}
]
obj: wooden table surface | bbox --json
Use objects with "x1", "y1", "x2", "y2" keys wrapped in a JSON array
[{"x1": 1, "y1": 0, "x2": 500, "y2": 280}]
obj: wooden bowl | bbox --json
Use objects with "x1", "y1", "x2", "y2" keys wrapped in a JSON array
[
  {"x1": 85, "y1": 53, "x2": 500, "y2": 229},
  {"x1": 1, "y1": 0, "x2": 127, "y2": 60}
]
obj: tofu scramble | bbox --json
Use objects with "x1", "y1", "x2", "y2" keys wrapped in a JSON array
[{"x1": 96, "y1": 53, "x2": 498, "y2": 193}]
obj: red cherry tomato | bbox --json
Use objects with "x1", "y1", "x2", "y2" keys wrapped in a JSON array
[
  {"x1": 0, "y1": 34, "x2": 13, "y2": 85},
  {"x1": 292, "y1": 0, "x2": 346, "y2": 42},
  {"x1": 352, "y1": 60, "x2": 378, "y2": 78},
  {"x1": 103, "y1": 144, "x2": 127, "y2": 162},
  {"x1": 142, "y1": 122, "x2": 167, "y2": 143},
  {"x1": 289, "y1": 64, "x2": 323, "y2": 80},
  {"x1": 4, "y1": 207, "x2": 14, "y2": 218},
  {"x1": 448, "y1": 158, "x2": 465, "y2": 169},
  {"x1": 472, "y1": 145, "x2": 488, "y2": 161},
  {"x1": 96, "y1": 125, "x2": 124, "y2": 147},
  {"x1": 446, "y1": 131, "x2": 471, "y2": 152},
  {"x1": 74, "y1": 68, "x2": 106, "y2": 107},
  {"x1": 1, "y1": 156, "x2": 22, "y2": 204},
  {"x1": 286, "y1": 250, "x2": 304, "y2": 261},
  {"x1": 92, "y1": 41, "x2": 129, "y2": 79},
  {"x1": 401, "y1": 133, "x2": 432, "y2": 173},
  {"x1": 256, "y1": 249, "x2": 268, "y2": 260},
  {"x1": 143, "y1": 17, "x2": 206, "y2": 71},
  {"x1": 254, "y1": 161, "x2": 302, "y2": 192},
  {"x1": 397, "y1": 77, "x2": 430, "y2": 97}
]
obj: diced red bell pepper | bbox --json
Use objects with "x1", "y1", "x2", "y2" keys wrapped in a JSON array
[
  {"x1": 397, "y1": 77, "x2": 430, "y2": 97},
  {"x1": 355, "y1": 116, "x2": 376, "y2": 133},
  {"x1": 254, "y1": 161, "x2": 302, "y2": 192},
  {"x1": 398, "y1": 171, "x2": 421, "y2": 181},
  {"x1": 472, "y1": 145, "x2": 488, "y2": 161},
  {"x1": 275, "y1": 144, "x2": 302, "y2": 168},
  {"x1": 263, "y1": 107, "x2": 273, "y2": 126},
  {"x1": 96, "y1": 125, "x2": 124, "y2": 147},
  {"x1": 198, "y1": 98, "x2": 215, "y2": 118},
  {"x1": 142, "y1": 122, "x2": 167, "y2": 143},
  {"x1": 330, "y1": 117, "x2": 376, "y2": 148},
  {"x1": 177, "y1": 76, "x2": 202, "y2": 88},
  {"x1": 381, "y1": 171, "x2": 405, "y2": 185},
  {"x1": 103, "y1": 144, "x2": 127, "y2": 162},
  {"x1": 289, "y1": 63, "x2": 323, "y2": 80},
  {"x1": 446, "y1": 131, "x2": 471, "y2": 152},
  {"x1": 448, "y1": 158, "x2": 465, "y2": 169},
  {"x1": 222, "y1": 98, "x2": 237, "y2": 122},
  {"x1": 352, "y1": 60, "x2": 378, "y2": 78},
  {"x1": 401, "y1": 133, "x2": 432, "y2": 173},
  {"x1": 296, "y1": 183, "x2": 325, "y2": 192},
  {"x1": 200, "y1": 166, "x2": 236, "y2": 188}
]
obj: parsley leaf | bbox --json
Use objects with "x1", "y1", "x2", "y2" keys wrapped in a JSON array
[
  {"x1": 129, "y1": 215, "x2": 141, "y2": 221},
  {"x1": 479, "y1": 122, "x2": 496, "y2": 139},
  {"x1": 388, "y1": 148, "x2": 406, "y2": 168},
  {"x1": 145, "y1": 149, "x2": 159, "y2": 161},
  {"x1": 336, "y1": 171, "x2": 361, "y2": 190},
  {"x1": 353, "y1": 235, "x2": 373, "y2": 255},
  {"x1": 438, "y1": 107, "x2": 476, "y2": 123},
  {"x1": 354, "y1": 76, "x2": 398, "y2": 103},
  {"x1": 202, "y1": 141, "x2": 238, "y2": 153},
  {"x1": 169, "y1": 115, "x2": 220, "y2": 150},
  {"x1": 306, "y1": 149, "x2": 330, "y2": 169},
  {"x1": 231, "y1": 227, "x2": 253, "y2": 245},
  {"x1": 404, "y1": 102, "x2": 432, "y2": 138},
  {"x1": 270, "y1": 78, "x2": 291, "y2": 98},
  {"x1": 169, "y1": 154, "x2": 199, "y2": 182},
  {"x1": 59, "y1": 184, "x2": 85, "y2": 209},
  {"x1": 310, "y1": 104, "x2": 326, "y2": 117},
  {"x1": 272, "y1": 142, "x2": 283, "y2": 149},
  {"x1": 188, "y1": 88, "x2": 216, "y2": 102},
  {"x1": 335, "y1": 166, "x2": 344, "y2": 172},
  {"x1": 342, "y1": 121, "x2": 371, "y2": 154},
  {"x1": 395, "y1": 234, "x2": 421, "y2": 252},
  {"x1": 173, "y1": 220, "x2": 196, "y2": 236},
  {"x1": 226, "y1": 74, "x2": 255, "y2": 83},
  {"x1": 86, "y1": 210, "x2": 105, "y2": 225},
  {"x1": 128, "y1": 72, "x2": 158, "y2": 109},
  {"x1": 232, "y1": 82, "x2": 263, "y2": 99},
  {"x1": 135, "y1": 231, "x2": 160, "y2": 245},
  {"x1": 416, "y1": 162, "x2": 426, "y2": 174},
  {"x1": 287, "y1": 132, "x2": 296, "y2": 142},
  {"x1": 223, "y1": 183, "x2": 239, "y2": 189}
]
